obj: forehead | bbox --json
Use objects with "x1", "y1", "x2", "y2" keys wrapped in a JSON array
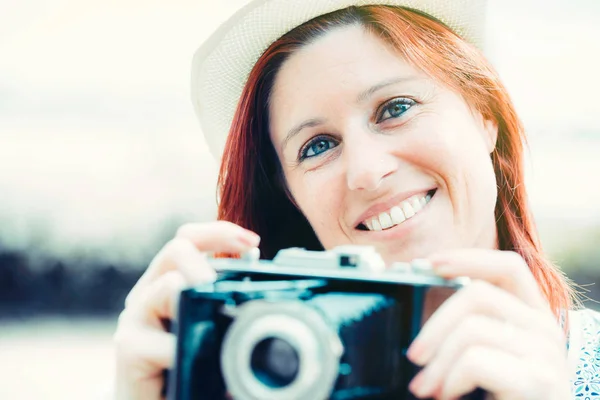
[{"x1": 270, "y1": 24, "x2": 426, "y2": 102}]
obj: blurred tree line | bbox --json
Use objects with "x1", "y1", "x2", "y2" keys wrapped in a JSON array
[
  {"x1": 0, "y1": 227, "x2": 598, "y2": 319},
  {"x1": 552, "y1": 228, "x2": 600, "y2": 311},
  {"x1": 0, "y1": 247, "x2": 142, "y2": 319}
]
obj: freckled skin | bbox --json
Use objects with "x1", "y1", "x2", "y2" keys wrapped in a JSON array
[{"x1": 269, "y1": 25, "x2": 499, "y2": 265}]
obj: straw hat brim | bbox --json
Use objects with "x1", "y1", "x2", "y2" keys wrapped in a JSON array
[{"x1": 192, "y1": 0, "x2": 488, "y2": 159}]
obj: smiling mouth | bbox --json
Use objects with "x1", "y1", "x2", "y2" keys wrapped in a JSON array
[{"x1": 356, "y1": 189, "x2": 437, "y2": 231}]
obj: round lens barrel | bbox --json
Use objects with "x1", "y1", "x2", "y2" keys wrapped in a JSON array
[{"x1": 250, "y1": 337, "x2": 300, "y2": 388}]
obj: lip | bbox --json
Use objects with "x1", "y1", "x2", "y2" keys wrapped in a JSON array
[{"x1": 352, "y1": 187, "x2": 437, "y2": 228}]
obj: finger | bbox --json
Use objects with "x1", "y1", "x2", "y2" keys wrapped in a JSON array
[
  {"x1": 407, "y1": 281, "x2": 563, "y2": 366},
  {"x1": 437, "y1": 346, "x2": 569, "y2": 400},
  {"x1": 125, "y1": 238, "x2": 217, "y2": 307},
  {"x1": 115, "y1": 325, "x2": 177, "y2": 371},
  {"x1": 176, "y1": 221, "x2": 261, "y2": 252},
  {"x1": 124, "y1": 271, "x2": 187, "y2": 328},
  {"x1": 408, "y1": 315, "x2": 564, "y2": 398},
  {"x1": 427, "y1": 249, "x2": 546, "y2": 309},
  {"x1": 131, "y1": 221, "x2": 259, "y2": 302}
]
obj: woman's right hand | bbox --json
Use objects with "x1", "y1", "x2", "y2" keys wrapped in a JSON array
[{"x1": 112, "y1": 221, "x2": 261, "y2": 400}]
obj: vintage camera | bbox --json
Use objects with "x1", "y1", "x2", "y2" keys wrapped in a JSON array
[{"x1": 167, "y1": 245, "x2": 485, "y2": 400}]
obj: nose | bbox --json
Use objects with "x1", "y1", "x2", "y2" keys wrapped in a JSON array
[{"x1": 345, "y1": 131, "x2": 396, "y2": 191}]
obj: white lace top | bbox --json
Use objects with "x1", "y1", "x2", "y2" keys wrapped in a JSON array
[{"x1": 569, "y1": 308, "x2": 600, "y2": 398}]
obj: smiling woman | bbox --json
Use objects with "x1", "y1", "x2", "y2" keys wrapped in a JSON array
[
  {"x1": 110, "y1": 1, "x2": 600, "y2": 400},
  {"x1": 216, "y1": 5, "x2": 568, "y2": 313}
]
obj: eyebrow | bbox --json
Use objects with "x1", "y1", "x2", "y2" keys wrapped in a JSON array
[
  {"x1": 281, "y1": 118, "x2": 326, "y2": 153},
  {"x1": 356, "y1": 76, "x2": 418, "y2": 103},
  {"x1": 281, "y1": 76, "x2": 418, "y2": 152}
]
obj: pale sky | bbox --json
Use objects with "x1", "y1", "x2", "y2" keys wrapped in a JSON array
[{"x1": 1, "y1": 0, "x2": 599, "y2": 263}]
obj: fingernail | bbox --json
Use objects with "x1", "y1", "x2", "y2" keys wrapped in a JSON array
[
  {"x1": 433, "y1": 264, "x2": 453, "y2": 277},
  {"x1": 411, "y1": 258, "x2": 434, "y2": 274},
  {"x1": 239, "y1": 233, "x2": 260, "y2": 247},
  {"x1": 409, "y1": 369, "x2": 436, "y2": 398},
  {"x1": 408, "y1": 371, "x2": 424, "y2": 396},
  {"x1": 407, "y1": 340, "x2": 427, "y2": 366},
  {"x1": 425, "y1": 253, "x2": 443, "y2": 263}
]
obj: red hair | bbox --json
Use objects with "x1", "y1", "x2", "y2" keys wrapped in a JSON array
[{"x1": 216, "y1": 6, "x2": 573, "y2": 316}]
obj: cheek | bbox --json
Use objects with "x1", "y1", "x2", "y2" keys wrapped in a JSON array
[
  {"x1": 285, "y1": 169, "x2": 346, "y2": 236},
  {"x1": 445, "y1": 121, "x2": 497, "y2": 198},
  {"x1": 467, "y1": 149, "x2": 498, "y2": 210},
  {"x1": 430, "y1": 117, "x2": 498, "y2": 219},
  {"x1": 392, "y1": 115, "x2": 459, "y2": 180},
  {"x1": 399, "y1": 112, "x2": 497, "y2": 215}
]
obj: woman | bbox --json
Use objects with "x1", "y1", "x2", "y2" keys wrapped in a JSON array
[{"x1": 113, "y1": 1, "x2": 600, "y2": 399}]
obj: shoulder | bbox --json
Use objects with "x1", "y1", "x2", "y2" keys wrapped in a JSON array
[{"x1": 568, "y1": 308, "x2": 600, "y2": 398}]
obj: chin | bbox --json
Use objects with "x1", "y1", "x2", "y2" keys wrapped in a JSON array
[{"x1": 377, "y1": 227, "x2": 459, "y2": 264}]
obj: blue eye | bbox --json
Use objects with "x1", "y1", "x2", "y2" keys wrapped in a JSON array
[
  {"x1": 300, "y1": 136, "x2": 338, "y2": 160},
  {"x1": 377, "y1": 98, "x2": 415, "y2": 122}
]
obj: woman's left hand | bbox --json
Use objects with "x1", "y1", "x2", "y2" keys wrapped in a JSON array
[{"x1": 406, "y1": 249, "x2": 571, "y2": 400}]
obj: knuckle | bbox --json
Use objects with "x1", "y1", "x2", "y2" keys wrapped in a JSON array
[
  {"x1": 117, "y1": 308, "x2": 130, "y2": 327},
  {"x1": 113, "y1": 330, "x2": 139, "y2": 363},
  {"x1": 165, "y1": 237, "x2": 192, "y2": 254},
  {"x1": 447, "y1": 317, "x2": 478, "y2": 350},
  {"x1": 175, "y1": 223, "x2": 198, "y2": 238},
  {"x1": 214, "y1": 220, "x2": 237, "y2": 229},
  {"x1": 123, "y1": 291, "x2": 136, "y2": 308},
  {"x1": 504, "y1": 251, "x2": 528, "y2": 273},
  {"x1": 113, "y1": 320, "x2": 134, "y2": 351},
  {"x1": 112, "y1": 327, "x2": 126, "y2": 348},
  {"x1": 532, "y1": 365, "x2": 557, "y2": 389},
  {"x1": 555, "y1": 328, "x2": 568, "y2": 347},
  {"x1": 540, "y1": 334, "x2": 565, "y2": 360},
  {"x1": 210, "y1": 220, "x2": 247, "y2": 237},
  {"x1": 465, "y1": 280, "x2": 493, "y2": 299},
  {"x1": 461, "y1": 345, "x2": 484, "y2": 371},
  {"x1": 116, "y1": 309, "x2": 141, "y2": 332},
  {"x1": 455, "y1": 315, "x2": 492, "y2": 347},
  {"x1": 159, "y1": 270, "x2": 187, "y2": 293},
  {"x1": 176, "y1": 221, "x2": 237, "y2": 239},
  {"x1": 163, "y1": 269, "x2": 185, "y2": 284},
  {"x1": 547, "y1": 321, "x2": 567, "y2": 348},
  {"x1": 460, "y1": 315, "x2": 486, "y2": 335},
  {"x1": 504, "y1": 250, "x2": 524, "y2": 264},
  {"x1": 461, "y1": 282, "x2": 508, "y2": 316}
]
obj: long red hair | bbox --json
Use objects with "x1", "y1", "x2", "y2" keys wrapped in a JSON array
[{"x1": 216, "y1": 6, "x2": 573, "y2": 316}]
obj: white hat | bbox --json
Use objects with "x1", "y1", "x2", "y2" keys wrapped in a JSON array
[{"x1": 192, "y1": 0, "x2": 488, "y2": 160}]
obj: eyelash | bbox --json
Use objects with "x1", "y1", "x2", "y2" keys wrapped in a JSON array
[
  {"x1": 298, "y1": 97, "x2": 416, "y2": 161},
  {"x1": 376, "y1": 97, "x2": 416, "y2": 123},
  {"x1": 299, "y1": 135, "x2": 339, "y2": 161}
]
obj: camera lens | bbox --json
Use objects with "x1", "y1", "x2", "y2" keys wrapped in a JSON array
[{"x1": 250, "y1": 337, "x2": 300, "y2": 388}]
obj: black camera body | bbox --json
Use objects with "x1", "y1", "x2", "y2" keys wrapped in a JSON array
[{"x1": 168, "y1": 246, "x2": 484, "y2": 400}]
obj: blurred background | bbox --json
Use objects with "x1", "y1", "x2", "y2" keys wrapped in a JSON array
[{"x1": 1, "y1": 0, "x2": 599, "y2": 398}]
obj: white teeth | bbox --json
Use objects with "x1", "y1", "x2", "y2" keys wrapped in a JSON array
[
  {"x1": 390, "y1": 206, "x2": 405, "y2": 224},
  {"x1": 402, "y1": 202, "x2": 415, "y2": 218},
  {"x1": 410, "y1": 197, "x2": 422, "y2": 213},
  {"x1": 371, "y1": 218, "x2": 382, "y2": 231},
  {"x1": 361, "y1": 191, "x2": 435, "y2": 231},
  {"x1": 378, "y1": 212, "x2": 393, "y2": 229}
]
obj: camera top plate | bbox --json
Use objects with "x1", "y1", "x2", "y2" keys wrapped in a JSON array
[{"x1": 207, "y1": 245, "x2": 469, "y2": 289}]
